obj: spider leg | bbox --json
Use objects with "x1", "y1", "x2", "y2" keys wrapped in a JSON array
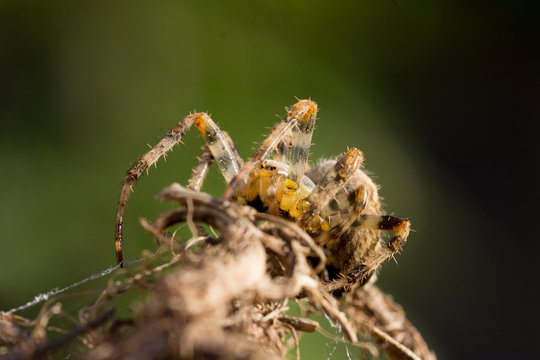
[
  {"x1": 186, "y1": 145, "x2": 214, "y2": 191},
  {"x1": 287, "y1": 100, "x2": 317, "y2": 183},
  {"x1": 115, "y1": 113, "x2": 242, "y2": 265},
  {"x1": 298, "y1": 148, "x2": 364, "y2": 229},
  {"x1": 194, "y1": 119, "x2": 243, "y2": 183},
  {"x1": 222, "y1": 99, "x2": 317, "y2": 201},
  {"x1": 185, "y1": 131, "x2": 243, "y2": 238},
  {"x1": 116, "y1": 113, "x2": 198, "y2": 265},
  {"x1": 222, "y1": 130, "x2": 245, "y2": 170},
  {"x1": 272, "y1": 129, "x2": 293, "y2": 164}
]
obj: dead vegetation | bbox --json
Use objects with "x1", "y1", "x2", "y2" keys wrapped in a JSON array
[{"x1": 0, "y1": 184, "x2": 435, "y2": 360}]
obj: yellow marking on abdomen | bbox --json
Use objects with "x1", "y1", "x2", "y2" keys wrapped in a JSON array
[{"x1": 246, "y1": 166, "x2": 311, "y2": 221}]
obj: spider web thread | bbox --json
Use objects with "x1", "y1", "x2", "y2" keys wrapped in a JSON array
[{"x1": 5, "y1": 256, "x2": 149, "y2": 315}]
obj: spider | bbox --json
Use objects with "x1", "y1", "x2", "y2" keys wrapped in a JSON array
[{"x1": 114, "y1": 100, "x2": 410, "y2": 287}]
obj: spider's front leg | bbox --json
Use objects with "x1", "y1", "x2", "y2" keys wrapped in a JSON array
[
  {"x1": 115, "y1": 114, "x2": 242, "y2": 265},
  {"x1": 116, "y1": 114, "x2": 198, "y2": 265},
  {"x1": 287, "y1": 100, "x2": 317, "y2": 183},
  {"x1": 272, "y1": 126, "x2": 293, "y2": 164},
  {"x1": 222, "y1": 99, "x2": 318, "y2": 201}
]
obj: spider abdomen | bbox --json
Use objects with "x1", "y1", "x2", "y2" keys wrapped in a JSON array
[{"x1": 243, "y1": 160, "x2": 314, "y2": 220}]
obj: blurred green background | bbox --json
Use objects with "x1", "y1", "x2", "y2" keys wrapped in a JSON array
[{"x1": 1, "y1": 0, "x2": 538, "y2": 358}]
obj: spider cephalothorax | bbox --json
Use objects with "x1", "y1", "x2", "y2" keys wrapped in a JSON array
[{"x1": 115, "y1": 100, "x2": 410, "y2": 288}]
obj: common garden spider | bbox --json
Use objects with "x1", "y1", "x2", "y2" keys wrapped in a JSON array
[{"x1": 114, "y1": 100, "x2": 410, "y2": 287}]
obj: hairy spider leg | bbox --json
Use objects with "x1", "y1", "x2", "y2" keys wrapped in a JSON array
[
  {"x1": 115, "y1": 113, "x2": 242, "y2": 265},
  {"x1": 194, "y1": 118, "x2": 243, "y2": 183},
  {"x1": 182, "y1": 145, "x2": 214, "y2": 239},
  {"x1": 187, "y1": 145, "x2": 213, "y2": 192},
  {"x1": 185, "y1": 131, "x2": 243, "y2": 238},
  {"x1": 298, "y1": 148, "x2": 365, "y2": 230},
  {"x1": 222, "y1": 130, "x2": 245, "y2": 171},
  {"x1": 272, "y1": 127, "x2": 294, "y2": 164},
  {"x1": 222, "y1": 99, "x2": 318, "y2": 202},
  {"x1": 116, "y1": 113, "x2": 196, "y2": 265},
  {"x1": 186, "y1": 131, "x2": 243, "y2": 192},
  {"x1": 222, "y1": 119, "x2": 296, "y2": 201},
  {"x1": 288, "y1": 100, "x2": 318, "y2": 183}
]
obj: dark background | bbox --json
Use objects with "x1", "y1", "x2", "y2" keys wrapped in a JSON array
[{"x1": 1, "y1": 1, "x2": 538, "y2": 358}]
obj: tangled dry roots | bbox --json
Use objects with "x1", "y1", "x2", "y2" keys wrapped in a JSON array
[{"x1": 0, "y1": 184, "x2": 435, "y2": 360}]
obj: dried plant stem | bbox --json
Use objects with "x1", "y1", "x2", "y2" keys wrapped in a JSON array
[{"x1": 1, "y1": 184, "x2": 435, "y2": 360}]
